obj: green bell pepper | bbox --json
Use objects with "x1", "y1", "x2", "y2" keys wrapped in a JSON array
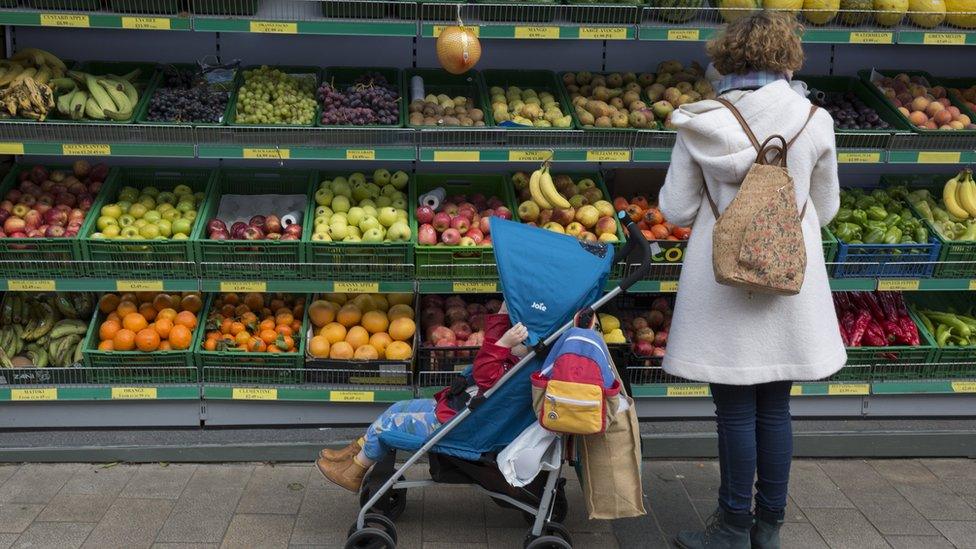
[
  {"x1": 864, "y1": 220, "x2": 888, "y2": 233},
  {"x1": 833, "y1": 222, "x2": 862, "y2": 242},
  {"x1": 914, "y1": 226, "x2": 929, "y2": 243},
  {"x1": 851, "y1": 209, "x2": 868, "y2": 226},
  {"x1": 870, "y1": 189, "x2": 890, "y2": 204},
  {"x1": 855, "y1": 196, "x2": 876, "y2": 210},
  {"x1": 867, "y1": 205, "x2": 888, "y2": 222},
  {"x1": 883, "y1": 226, "x2": 903, "y2": 244},
  {"x1": 865, "y1": 228, "x2": 886, "y2": 244},
  {"x1": 883, "y1": 213, "x2": 901, "y2": 226},
  {"x1": 834, "y1": 208, "x2": 854, "y2": 223}
]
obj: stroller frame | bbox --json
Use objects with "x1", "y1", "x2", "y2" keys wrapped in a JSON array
[{"x1": 349, "y1": 212, "x2": 651, "y2": 548}]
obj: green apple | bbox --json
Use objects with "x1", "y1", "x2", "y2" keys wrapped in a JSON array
[
  {"x1": 90, "y1": 232, "x2": 105, "y2": 239},
  {"x1": 101, "y1": 203, "x2": 122, "y2": 219},
  {"x1": 329, "y1": 224, "x2": 349, "y2": 240},
  {"x1": 118, "y1": 187, "x2": 139, "y2": 203},
  {"x1": 346, "y1": 226, "x2": 362, "y2": 239},
  {"x1": 343, "y1": 235, "x2": 361, "y2": 242},
  {"x1": 157, "y1": 191, "x2": 176, "y2": 205},
  {"x1": 141, "y1": 186, "x2": 160, "y2": 198},
  {"x1": 315, "y1": 206, "x2": 333, "y2": 218},
  {"x1": 313, "y1": 225, "x2": 329, "y2": 236},
  {"x1": 116, "y1": 200, "x2": 132, "y2": 212},
  {"x1": 346, "y1": 207, "x2": 365, "y2": 227},
  {"x1": 162, "y1": 209, "x2": 181, "y2": 222},
  {"x1": 314, "y1": 216, "x2": 330, "y2": 227},
  {"x1": 157, "y1": 220, "x2": 173, "y2": 238},
  {"x1": 351, "y1": 182, "x2": 371, "y2": 203},
  {"x1": 319, "y1": 179, "x2": 333, "y2": 191},
  {"x1": 391, "y1": 197, "x2": 408, "y2": 210},
  {"x1": 118, "y1": 214, "x2": 136, "y2": 227},
  {"x1": 173, "y1": 184, "x2": 192, "y2": 196},
  {"x1": 374, "y1": 169, "x2": 391, "y2": 185},
  {"x1": 128, "y1": 203, "x2": 148, "y2": 219},
  {"x1": 193, "y1": 192, "x2": 205, "y2": 203},
  {"x1": 183, "y1": 211, "x2": 197, "y2": 223},
  {"x1": 359, "y1": 216, "x2": 380, "y2": 233},
  {"x1": 332, "y1": 195, "x2": 351, "y2": 214},
  {"x1": 138, "y1": 196, "x2": 156, "y2": 210},
  {"x1": 362, "y1": 227, "x2": 385, "y2": 242},
  {"x1": 391, "y1": 191, "x2": 406, "y2": 201},
  {"x1": 103, "y1": 225, "x2": 120, "y2": 238},
  {"x1": 311, "y1": 232, "x2": 331, "y2": 242},
  {"x1": 172, "y1": 233, "x2": 189, "y2": 240},
  {"x1": 134, "y1": 219, "x2": 148, "y2": 229},
  {"x1": 377, "y1": 207, "x2": 398, "y2": 228},
  {"x1": 120, "y1": 226, "x2": 141, "y2": 239},
  {"x1": 395, "y1": 210, "x2": 408, "y2": 222},
  {"x1": 143, "y1": 211, "x2": 162, "y2": 224},
  {"x1": 362, "y1": 205, "x2": 377, "y2": 218},
  {"x1": 381, "y1": 184, "x2": 397, "y2": 197},
  {"x1": 330, "y1": 213, "x2": 348, "y2": 226},
  {"x1": 390, "y1": 170, "x2": 409, "y2": 190},
  {"x1": 375, "y1": 196, "x2": 393, "y2": 208},
  {"x1": 175, "y1": 200, "x2": 195, "y2": 214},
  {"x1": 157, "y1": 203, "x2": 174, "y2": 213},
  {"x1": 172, "y1": 218, "x2": 192, "y2": 236},
  {"x1": 365, "y1": 183, "x2": 381, "y2": 199},
  {"x1": 314, "y1": 188, "x2": 334, "y2": 207},
  {"x1": 96, "y1": 216, "x2": 118, "y2": 231},
  {"x1": 349, "y1": 172, "x2": 367, "y2": 187},
  {"x1": 332, "y1": 179, "x2": 351, "y2": 199},
  {"x1": 387, "y1": 221, "x2": 411, "y2": 241}
]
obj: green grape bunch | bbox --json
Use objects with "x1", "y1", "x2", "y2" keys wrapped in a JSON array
[{"x1": 234, "y1": 66, "x2": 318, "y2": 125}]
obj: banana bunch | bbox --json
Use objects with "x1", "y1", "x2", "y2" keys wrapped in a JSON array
[
  {"x1": 0, "y1": 47, "x2": 68, "y2": 89},
  {"x1": 529, "y1": 162, "x2": 570, "y2": 209},
  {"x1": 56, "y1": 68, "x2": 140, "y2": 121},
  {"x1": 942, "y1": 168, "x2": 976, "y2": 220},
  {"x1": 0, "y1": 292, "x2": 94, "y2": 368},
  {"x1": 0, "y1": 77, "x2": 55, "y2": 121}
]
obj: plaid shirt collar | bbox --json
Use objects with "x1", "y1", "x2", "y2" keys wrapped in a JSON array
[{"x1": 716, "y1": 71, "x2": 788, "y2": 95}]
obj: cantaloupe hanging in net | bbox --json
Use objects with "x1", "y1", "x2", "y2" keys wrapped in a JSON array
[{"x1": 436, "y1": 9, "x2": 482, "y2": 75}]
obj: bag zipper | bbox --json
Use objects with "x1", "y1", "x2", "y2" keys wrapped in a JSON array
[{"x1": 546, "y1": 394, "x2": 601, "y2": 407}]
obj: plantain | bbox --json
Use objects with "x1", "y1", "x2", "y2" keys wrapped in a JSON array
[
  {"x1": 1, "y1": 293, "x2": 12, "y2": 324},
  {"x1": 102, "y1": 107, "x2": 132, "y2": 121},
  {"x1": 0, "y1": 346, "x2": 13, "y2": 368},
  {"x1": 26, "y1": 302, "x2": 55, "y2": 341},
  {"x1": 49, "y1": 319, "x2": 88, "y2": 340},
  {"x1": 0, "y1": 63, "x2": 23, "y2": 87},
  {"x1": 53, "y1": 294, "x2": 77, "y2": 319},
  {"x1": 11, "y1": 67, "x2": 37, "y2": 87},
  {"x1": 49, "y1": 77, "x2": 76, "y2": 93},
  {"x1": 25, "y1": 347, "x2": 47, "y2": 368},
  {"x1": 84, "y1": 74, "x2": 115, "y2": 112},
  {"x1": 528, "y1": 168, "x2": 553, "y2": 209},
  {"x1": 85, "y1": 96, "x2": 105, "y2": 120},
  {"x1": 69, "y1": 90, "x2": 88, "y2": 120},
  {"x1": 34, "y1": 66, "x2": 51, "y2": 85},
  {"x1": 112, "y1": 76, "x2": 138, "y2": 106},
  {"x1": 97, "y1": 79, "x2": 131, "y2": 112}
]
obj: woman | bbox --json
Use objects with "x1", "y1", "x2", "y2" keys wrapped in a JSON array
[{"x1": 659, "y1": 12, "x2": 846, "y2": 549}]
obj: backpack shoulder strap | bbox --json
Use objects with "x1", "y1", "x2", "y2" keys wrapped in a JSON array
[
  {"x1": 716, "y1": 98, "x2": 761, "y2": 154},
  {"x1": 788, "y1": 104, "x2": 819, "y2": 147}
]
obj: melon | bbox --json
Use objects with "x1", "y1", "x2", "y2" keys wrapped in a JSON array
[
  {"x1": 764, "y1": 0, "x2": 803, "y2": 12},
  {"x1": 874, "y1": 0, "x2": 909, "y2": 25},
  {"x1": 436, "y1": 26, "x2": 482, "y2": 75},
  {"x1": 803, "y1": 0, "x2": 841, "y2": 23},
  {"x1": 946, "y1": 0, "x2": 976, "y2": 27},
  {"x1": 840, "y1": 0, "x2": 873, "y2": 24},
  {"x1": 908, "y1": 0, "x2": 946, "y2": 27},
  {"x1": 656, "y1": 0, "x2": 705, "y2": 22},
  {"x1": 716, "y1": 0, "x2": 761, "y2": 22}
]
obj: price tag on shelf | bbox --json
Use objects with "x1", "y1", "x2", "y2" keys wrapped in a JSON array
[
  {"x1": 11, "y1": 388, "x2": 57, "y2": 401},
  {"x1": 667, "y1": 29, "x2": 701, "y2": 41},
  {"x1": 837, "y1": 152, "x2": 881, "y2": 163},
  {"x1": 849, "y1": 32, "x2": 893, "y2": 44},
  {"x1": 431, "y1": 25, "x2": 479, "y2": 37},
  {"x1": 62, "y1": 144, "x2": 111, "y2": 156},
  {"x1": 665, "y1": 385, "x2": 709, "y2": 397},
  {"x1": 917, "y1": 151, "x2": 962, "y2": 164},
  {"x1": 7, "y1": 280, "x2": 56, "y2": 291},
  {"x1": 111, "y1": 387, "x2": 158, "y2": 400},
  {"x1": 453, "y1": 281, "x2": 498, "y2": 293},
  {"x1": 243, "y1": 148, "x2": 290, "y2": 159},
  {"x1": 0, "y1": 143, "x2": 25, "y2": 155},
  {"x1": 333, "y1": 281, "x2": 380, "y2": 293},
  {"x1": 330, "y1": 391, "x2": 375, "y2": 402},
  {"x1": 514, "y1": 26, "x2": 560, "y2": 39},
  {"x1": 877, "y1": 279, "x2": 920, "y2": 291},
  {"x1": 508, "y1": 150, "x2": 551, "y2": 162},
  {"x1": 116, "y1": 280, "x2": 164, "y2": 292},
  {"x1": 249, "y1": 21, "x2": 298, "y2": 33},
  {"x1": 220, "y1": 281, "x2": 267, "y2": 293},
  {"x1": 790, "y1": 385, "x2": 803, "y2": 396},
  {"x1": 586, "y1": 150, "x2": 631, "y2": 162},
  {"x1": 432, "y1": 151, "x2": 480, "y2": 162},
  {"x1": 969, "y1": 280, "x2": 976, "y2": 291},
  {"x1": 40, "y1": 13, "x2": 90, "y2": 27},
  {"x1": 659, "y1": 281, "x2": 678, "y2": 293},
  {"x1": 828, "y1": 384, "x2": 869, "y2": 396},
  {"x1": 346, "y1": 149, "x2": 376, "y2": 160},
  {"x1": 579, "y1": 27, "x2": 628, "y2": 40},
  {"x1": 951, "y1": 381, "x2": 976, "y2": 393},
  {"x1": 923, "y1": 33, "x2": 966, "y2": 45},
  {"x1": 232, "y1": 388, "x2": 278, "y2": 400},
  {"x1": 121, "y1": 17, "x2": 172, "y2": 30}
]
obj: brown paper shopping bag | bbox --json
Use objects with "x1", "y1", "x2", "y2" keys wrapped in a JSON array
[{"x1": 576, "y1": 395, "x2": 646, "y2": 520}]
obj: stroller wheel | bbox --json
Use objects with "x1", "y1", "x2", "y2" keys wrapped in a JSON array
[
  {"x1": 543, "y1": 522, "x2": 572, "y2": 545},
  {"x1": 344, "y1": 527, "x2": 396, "y2": 549},
  {"x1": 523, "y1": 534, "x2": 572, "y2": 549},
  {"x1": 359, "y1": 468, "x2": 408, "y2": 521},
  {"x1": 347, "y1": 514, "x2": 397, "y2": 544}
]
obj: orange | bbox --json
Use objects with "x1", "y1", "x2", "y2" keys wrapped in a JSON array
[
  {"x1": 368, "y1": 332, "x2": 393, "y2": 355},
  {"x1": 135, "y1": 328, "x2": 161, "y2": 352},
  {"x1": 223, "y1": 293, "x2": 240, "y2": 305},
  {"x1": 361, "y1": 310, "x2": 390, "y2": 335},
  {"x1": 388, "y1": 293, "x2": 413, "y2": 306},
  {"x1": 113, "y1": 329, "x2": 136, "y2": 351},
  {"x1": 275, "y1": 325, "x2": 294, "y2": 337},
  {"x1": 158, "y1": 341, "x2": 173, "y2": 351},
  {"x1": 345, "y1": 326, "x2": 370, "y2": 350},
  {"x1": 234, "y1": 304, "x2": 250, "y2": 317},
  {"x1": 329, "y1": 341, "x2": 354, "y2": 359},
  {"x1": 181, "y1": 294, "x2": 203, "y2": 314},
  {"x1": 336, "y1": 304, "x2": 362, "y2": 328},
  {"x1": 274, "y1": 334, "x2": 295, "y2": 352},
  {"x1": 220, "y1": 304, "x2": 236, "y2": 318},
  {"x1": 248, "y1": 339, "x2": 267, "y2": 353},
  {"x1": 275, "y1": 312, "x2": 294, "y2": 327},
  {"x1": 204, "y1": 338, "x2": 218, "y2": 351},
  {"x1": 387, "y1": 304, "x2": 414, "y2": 322},
  {"x1": 152, "y1": 293, "x2": 174, "y2": 312},
  {"x1": 354, "y1": 345, "x2": 379, "y2": 360},
  {"x1": 372, "y1": 295, "x2": 389, "y2": 312},
  {"x1": 321, "y1": 322, "x2": 347, "y2": 344},
  {"x1": 385, "y1": 340, "x2": 412, "y2": 360},
  {"x1": 116, "y1": 300, "x2": 138, "y2": 319},
  {"x1": 154, "y1": 318, "x2": 174, "y2": 339},
  {"x1": 290, "y1": 319, "x2": 302, "y2": 333},
  {"x1": 240, "y1": 312, "x2": 258, "y2": 327},
  {"x1": 169, "y1": 325, "x2": 192, "y2": 350},
  {"x1": 119, "y1": 293, "x2": 138, "y2": 305},
  {"x1": 97, "y1": 340, "x2": 114, "y2": 351},
  {"x1": 259, "y1": 318, "x2": 276, "y2": 332},
  {"x1": 351, "y1": 294, "x2": 375, "y2": 313},
  {"x1": 220, "y1": 318, "x2": 233, "y2": 335},
  {"x1": 122, "y1": 312, "x2": 149, "y2": 333},
  {"x1": 99, "y1": 319, "x2": 121, "y2": 342},
  {"x1": 229, "y1": 322, "x2": 246, "y2": 336},
  {"x1": 175, "y1": 311, "x2": 198, "y2": 330},
  {"x1": 259, "y1": 329, "x2": 278, "y2": 345},
  {"x1": 98, "y1": 293, "x2": 121, "y2": 314},
  {"x1": 106, "y1": 312, "x2": 121, "y2": 323},
  {"x1": 243, "y1": 292, "x2": 264, "y2": 311},
  {"x1": 235, "y1": 331, "x2": 251, "y2": 346},
  {"x1": 309, "y1": 335, "x2": 331, "y2": 358},
  {"x1": 389, "y1": 317, "x2": 416, "y2": 342},
  {"x1": 138, "y1": 302, "x2": 158, "y2": 322},
  {"x1": 157, "y1": 308, "x2": 178, "y2": 322}
]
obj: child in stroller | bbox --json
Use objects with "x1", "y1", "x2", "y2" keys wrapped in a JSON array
[{"x1": 317, "y1": 301, "x2": 530, "y2": 492}]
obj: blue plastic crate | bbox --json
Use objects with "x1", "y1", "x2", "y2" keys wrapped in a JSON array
[{"x1": 833, "y1": 238, "x2": 941, "y2": 279}]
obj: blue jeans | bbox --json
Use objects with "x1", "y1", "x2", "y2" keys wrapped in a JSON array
[
  {"x1": 710, "y1": 381, "x2": 793, "y2": 521},
  {"x1": 362, "y1": 399, "x2": 441, "y2": 461}
]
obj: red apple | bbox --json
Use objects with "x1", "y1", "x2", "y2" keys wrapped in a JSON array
[
  {"x1": 45, "y1": 225, "x2": 65, "y2": 238},
  {"x1": 652, "y1": 347, "x2": 666, "y2": 358},
  {"x1": 634, "y1": 340, "x2": 655, "y2": 357},
  {"x1": 3, "y1": 217, "x2": 26, "y2": 234},
  {"x1": 44, "y1": 208, "x2": 67, "y2": 227},
  {"x1": 23, "y1": 210, "x2": 42, "y2": 230},
  {"x1": 264, "y1": 215, "x2": 282, "y2": 234},
  {"x1": 487, "y1": 197, "x2": 504, "y2": 210},
  {"x1": 89, "y1": 163, "x2": 109, "y2": 181},
  {"x1": 647, "y1": 309, "x2": 664, "y2": 329},
  {"x1": 283, "y1": 224, "x2": 303, "y2": 238},
  {"x1": 422, "y1": 295, "x2": 445, "y2": 308},
  {"x1": 652, "y1": 297, "x2": 670, "y2": 313},
  {"x1": 210, "y1": 229, "x2": 230, "y2": 240},
  {"x1": 654, "y1": 330, "x2": 668, "y2": 346},
  {"x1": 458, "y1": 205, "x2": 477, "y2": 220},
  {"x1": 430, "y1": 326, "x2": 456, "y2": 345},
  {"x1": 207, "y1": 219, "x2": 227, "y2": 234},
  {"x1": 243, "y1": 226, "x2": 265, "y2": 240},
  {"x1": 441, "y1": 227, "x2": 461, "y2": 244},
  {"x1": 450, "y1": 216, "x2": 470, "y2": 235},
  {"x1": 415, "y1": 206, "x2": 435, "y2": 225},
  {"x1": 71, "y1": 160, "x2": 89, "y2": 179},
  {"x1": 494, "y1": 206, "x2": 513, "y2": 220},
  {"x1": 0, "y1": 200, "x2": 13, "y2": 212},
  {"x1": 442, "y1": 202, "x2": 459, "y2": 216},
  {"x1": 445, "y1": 296, "x2": 465, "y2": 309},
  {"x1": 249, "y1": 215, "x2": 266, "y2": 228},
  {"x1": 466, "y1": 227, "x2": 484, "y2": 243},
  {"x1": 418, "y1": 223, "x2": 438, "y2": 245},
  {"x1": 432, "y1": 212, "x2": 451, "y2": 233},
  {"x1": 30, "y1": 165, "x2": 48, "y2": 184},
  {"x1": 231, "y1": 222, "x2": 247, "y2": 239}
]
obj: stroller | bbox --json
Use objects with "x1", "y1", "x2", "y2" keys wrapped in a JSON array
[{"x1": 345, "y1": 212, "x2": 651, "y2": 549}]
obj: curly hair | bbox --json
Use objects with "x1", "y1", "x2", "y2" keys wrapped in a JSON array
[{"x1": 706, "y1": 11, "x2": 805, "y2": 76}]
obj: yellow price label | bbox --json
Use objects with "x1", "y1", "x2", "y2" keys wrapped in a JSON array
[
  {"x1": 62, "y1": 144, "x2": 111, "y2": 156},
  {"x1": 249, "y1": 21, "x2": 298, "y2": 33},
  {"x1": 659, "y1": 281, "x2": 678, "y2": 293},
  {"x1": 951, "y1": 381, "x2": 976, "y2": 393},
  {"x1": 790, "y1": 385, "x2": 803, "y2": 396},
  {"x1": 7, "y1": 280, "x2": 56, "y2": 291},
  {"x1": 877, "y1": 279, "x2": 920, "y2": 291},
  {"x1": 514, "y1": 26, "x2": 560, "y2": 39},
  {"x1": 121, "y1": 17, "x2": 171, "y2": 30},
  {"x1": 432, "y1": 25, "x2": 479, "y2": 37},
  {"x1": 453, "y1": 281, "x2": 497, "y2": 293},
  {"x1": 0, "y1": 143, "x2": 25, "y2": 155},
  {"x1": 111, "y1": 387, "x2": 158, "y2": 400},
  {"x1": 432, "y1": 151, "x2": 480, "y2": 162},
  {"x1": 837, "y1": 152, "x2": 881, "y2": 163},
  {"x1": 346, "y1": 149, "x2": 376, "y2": 160},
  {"x1": 917, "y1": 151, "x2": 962, "y2": 164},
  {"x1": 243, "y1": 148, "x2": 290, "y2": 159},
  {"x1": 849, "y1": 32, "x2": 893, "y2": 44},
  {"x1": 116, "y1": 280, "x2": 164, "y2": 292},
  {"x1": 333, "y1": 281, "x2": 380, "y2": 293},
  {"x1": 828, "y1": 384, "x2": 870, "y2": 396},
  {"x1": 232, "y1": 388, "x2": 278, "y2": 400},
  {"x1": 969, "y1": 279, "x2": 976, "y2": 291},
  {"x1": 666, "y1": 385, "x2": 710, "y2": 397},
  {"x1": 586, "y1": 150, "x2": 631, "y2": 162},
  {"x1": 579, "y1": 27, "x2": 628, "y2": 40},
  {"x1": 11, "y1": 388, "x2": 57, "y2": 401},
  {"x1": 220, "y1": 281, "x2": 267, "y2": 293},
  {"x1": 667, "y1": 29, "x2": 701, "y2": 41},
  {"x1": 923, "y1": 33, "x2": 965, "y2": 45},
  {"x1": 508, "y1": 150, "x2": 552, "y2": 162},
  {"x1": 331, "y1": 391, "x2": 375, "y2": 402},
  {"x1": 40, "y1": 13, "x2": 90, "y2": 27}
]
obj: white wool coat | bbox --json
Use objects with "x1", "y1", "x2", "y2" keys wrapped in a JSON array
[{"x1": 659, "y1": 80, "x2": 847, "y2": 385}]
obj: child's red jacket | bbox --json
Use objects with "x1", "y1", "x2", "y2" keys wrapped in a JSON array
[{"x1": 433, "y1": 313, "x2": 519, "y2": 423}]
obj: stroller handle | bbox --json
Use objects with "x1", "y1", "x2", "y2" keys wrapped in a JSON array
[{"x1": 613, "y1": 210, "x2": 652, "y2": 292}]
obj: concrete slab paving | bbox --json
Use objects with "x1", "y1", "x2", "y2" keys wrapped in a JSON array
[
  {"x1": 0, "y1": 504, "x2": 43, "y2": 535},
  {"x1": 10, "y1": 521, "x2": 94, "y2": 549},
  {"x1": 80, "y1": 497, "x2": 174, "y2": 549},
  {"x1": 219, "y1": 514, "x2": 295, "y2": 549}
]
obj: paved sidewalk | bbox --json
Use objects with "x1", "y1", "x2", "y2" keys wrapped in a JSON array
[{"x1": 0, "y1": 459, "x2": 974, "y2": 548}]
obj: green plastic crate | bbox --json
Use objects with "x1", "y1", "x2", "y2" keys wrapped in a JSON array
[
  {"x1": 191, "y1": 168, "x2": 313, "y2": 281},
  {"x1": 838, "y1": 306, "x2": 938, "y2": 380},
  {"x1": 403, "y1": 68, "x2": 490, "y2": 128},
  {"x1": 412, "y1": 174, "x2": 516, "y2": 280},
  {"x1": 907, "y1": 293, "x2": 976, "y2": 377},
  {"x1": 565, "y1": 0, "x2": 642, "y2": 24},
  {"x1": 227, "y1": 65, "x2": 320, "y2": 127},
  {"x1": 61, "y1": 61, "x2": 159, "y2": 124},
  {"x1": 822, "y1": 227, "x2": 838, "y2": 271},
  {"x1": 798, "y1": 74, "x2": 913, "y2": 140},
  {"x1": 473, "y1": 0, "x2": 557, "y2": 23},
  {"x1": 0, "y1": 164, "x2": 115, "y2": 279},
  {"x1": 80, "y1": 167, "x2": 215, "y2": 279},
  {"x1": 858, "y1": 69, "x2": 976, "y2": 136},
  {"x1": 193, "y1": 0, "x2": 259, "y2": 15},
  {"x1": 109, "y1": 0, "x2": 180, "y2": 14},
  {"x1": 481, "y1": 69, "x2": 575, "y2": 130},
  {"x1": 134, "y1": 63, "x2": 236, "y2": 127},
  {"x1": 318, "y1": 67, "x2": 405, "y2": 128},
  {"x1": 303, "y1": 170, "x2": 415, "y2": 281}
]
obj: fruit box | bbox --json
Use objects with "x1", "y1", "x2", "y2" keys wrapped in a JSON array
[
  {"x1": 226, "y1": 65, "x2": 321, "y2": 127},
  {"x1": 191, "y1": 168, "x2": 314, "y2": 281},
  {"x1": 472, "y1": 0, "x2": 558, "y2": 23},
  {"x1": 318, "y1": 66, "x2": 406, "y2": 129},
  {"x1": 81, "y1": 304, "x2": 200, "y2": 384},
  {"x1": 79, "y1": 166, "x2": 216, "y2": 279},
  {"x1": 415, "y1": 293, "x2": 504, "y2": 389},
  {"x1": 302, "y1": 170, "x2": 415, "y2": 282},
  {"x1": 134, "y1": 63, "x2": 237, "y2": 127},
  {"x1": 905, "y1": 292, "x2": 976, "y2": 377},
  {"x1": 837, "y1": 306, "x2": 938, "y2": 382},
  {"x1": 57, "y1": 61, "x2": 159, "y2": 125},
  {"x1": 109, "y1": 0, "x2": 180, "y2": 14},
  {"x1": 558, "y1": 71, "x2": 661, "y2": 133},
  {"x1": 938, "y1": 77, "x2": 976, "y2": 118},
  {"x1": 304, "y1": 293, "x2": 419, "y2": 388},
  {"x1": 197, "y1": 293, "x2": 308, "y2": 385},
  {"x1": 857, "y1": 69, "x2": 976, "y2": 136},
  {"x1": 403, "y1": 68, "x2": 491, "y2": 129},
  {"x1": 798, "y1": 74, "x2": 913, "y2": 148},
  {"x1": 411, "y1": 173, "x2": 517, "y2": 280},
  {"x1": 605, "y1": 294, "x2": 682, "y2": 388},
  {"x1": 564, "y1": 0, "x2": 643, "y2": 25},
  {"x1": 481, "y1": 69, "x2": 575, "y2": 131},
  {"x1": 193, "y1": 0, "x2": 260, "y2": 16},
  {"x1": 0, "y1": 163, "x2": 117, "y2": 279}
]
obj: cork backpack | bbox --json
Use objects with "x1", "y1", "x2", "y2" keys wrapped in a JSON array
[{"x1": 704, "y1": 98, "x2": 818, "y2": 296}]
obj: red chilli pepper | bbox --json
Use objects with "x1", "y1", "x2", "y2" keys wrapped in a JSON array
[
  {"x1": 878, "y1": 292, "x2": 899, "y2": 323},
  {"x1": 849, "y1": 310, "x2": 871, "y2": 347},
  {"x1": 862, "y1": 292, "x2": 886, "y2": 323},
  {"x1": 839, "y1": 311, "x2": 854, "y2": 347},
  {"x1": 863, "y1": 321, "x2": 887, "y2": 347},
  {"x1": 881, "y1": 319, "x2": 903, "y2": 345}
]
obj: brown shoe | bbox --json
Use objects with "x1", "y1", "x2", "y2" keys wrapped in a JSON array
[
  {"x1": 317, "y1": 456, "x2": 368, "y2": 493},
  {"x1": 319, "y1": 440, "x2": 362, "y2": 462}
]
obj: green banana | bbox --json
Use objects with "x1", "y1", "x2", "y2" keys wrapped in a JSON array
[
  {"x1": 0, "y1": 347, "x2": 13, "y2": 368},
  {"x1": 102, "y1": 107, "x2": 133, "y2": 121},
  {"x1": 85, "y1": 96, "x2": 105, "y2": 120},
  {"x1": 69, "y1": 90, "x2": 88, "y2": 120},
  {"x1": 49, "y1": 319, "x2": 88, "y2": 340},
  {"x1": 85, "y1": 74, "x2": 116, "y2": 112},
  {"x1": 53, "y1": 294, "x2": 77, "y2": 319},
  {"x1": 49, "y1": 77, "x2": 76, "y2": 92},
  {"x1": 113, "y1": 76, "x2": 138, "y2": 106},
  {"x1": 56, "y1": 90, "x2": 75, "y2": 116},
  {"x1": 72, "y1": 339, "x2": 84, "y2": 365},
  {"x1": 98, "y1": 79, "x2": 131, "y2": 112},
  {"x1": 25, "y1": 347, "x2": 47, "y2": 368}
]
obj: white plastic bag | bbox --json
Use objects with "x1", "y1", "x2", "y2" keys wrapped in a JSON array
[{"x1": 497, "y1": 423, "x2": 561, "y2": 488}]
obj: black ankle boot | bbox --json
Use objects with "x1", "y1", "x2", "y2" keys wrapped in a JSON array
[
  {"x1": 676, "y1": 508, "x2": 752, "y2": 549},
  {"x1": 750, "y1": 508, "x2": 784, "y2": 549}
]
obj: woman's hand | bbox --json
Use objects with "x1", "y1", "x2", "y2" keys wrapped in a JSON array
[{"x1": 497, "y1": 322, "x2": 528, "y2": 348}]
